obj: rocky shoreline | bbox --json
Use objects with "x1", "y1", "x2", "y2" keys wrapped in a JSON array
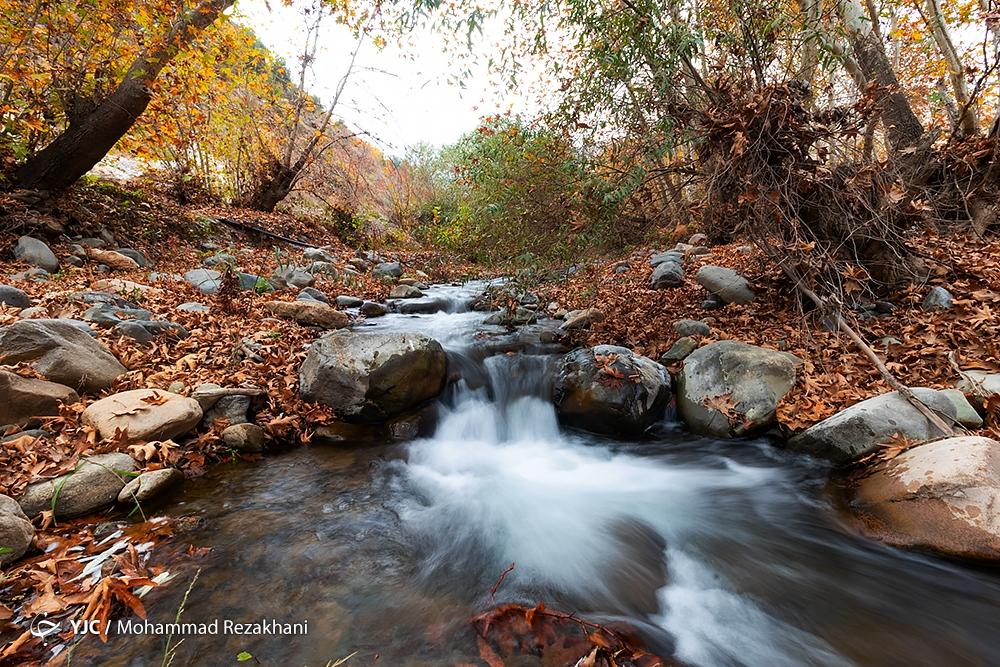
[{"x1": 1, "y1": 229, "x2": 998, "y2": 594}]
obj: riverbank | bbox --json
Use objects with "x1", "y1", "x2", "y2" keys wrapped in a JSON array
[{"x1": 2, "y1": 181, "x2": 1000, "y2": 664}]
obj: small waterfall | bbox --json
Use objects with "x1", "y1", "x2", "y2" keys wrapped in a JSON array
[{"x1": 395, "y1": 345, "x2": 840, "y2": 666}]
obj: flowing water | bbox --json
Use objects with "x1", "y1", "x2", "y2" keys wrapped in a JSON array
[{"x1": 85, "y1": 282, "x2": 1000, "y2": 666}]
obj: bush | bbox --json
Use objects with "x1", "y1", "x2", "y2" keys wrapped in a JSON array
[{"x1": 415, "y1": 116, "x2": 624, "y2": 266}]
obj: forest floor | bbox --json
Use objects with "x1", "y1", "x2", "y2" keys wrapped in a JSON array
[{"x1": 0, "y1": 179, "x2": 997, "y2": 663}]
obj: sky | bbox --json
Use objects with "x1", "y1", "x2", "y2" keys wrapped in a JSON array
[{"x1": 235, "y1": 1, "x2": 520, "y2": 157}]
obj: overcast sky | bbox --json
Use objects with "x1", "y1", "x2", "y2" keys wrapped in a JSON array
[{"x1": 235, "y1": 1, "x2": 519, "y2": 157}]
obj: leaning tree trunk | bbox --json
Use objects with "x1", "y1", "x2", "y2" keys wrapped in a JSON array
[
  {"x1": 12, "y1": 0, "x2": 234, "y2": 192},
  {"x1": 245, "y1": 160, "x2": 299, "y2": 213},
  {"x1": 837, "y1": 0, "x2": 924, "y2": 152}
]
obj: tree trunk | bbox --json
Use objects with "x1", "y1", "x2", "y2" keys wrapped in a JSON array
[
  {"x1": 837, "y1": 0, "x2": 924, "y2": 151},
  {"x1": 12, "y1": 0, "x2": 234, "y2": 192},
  {"x1": 246, "y1": 160, "x2": 299, "y2": 213},
  {"x1": 924, "y1": 0, "x2": 979, "y2": 135}
]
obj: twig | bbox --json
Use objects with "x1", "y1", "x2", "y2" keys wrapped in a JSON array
[
  {"x1": 797, "y1": 283, "x2": 958, "y2": 437},
  {"x1": 489, "y1": 562, "x2": 515, "y2": 601}
]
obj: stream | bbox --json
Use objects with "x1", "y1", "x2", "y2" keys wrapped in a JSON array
[{"x1": 85, "y1": 282, "x2": 1000, "y2": 666}]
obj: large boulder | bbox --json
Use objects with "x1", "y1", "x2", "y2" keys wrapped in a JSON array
[
  {"x1": 264, "y1": 300, "x2": 349, "y2": 329},
  {"x1": 82, "y1": 389, "x2": 202, "y2": 442},
  {"x1": 0, "y1": 319, "x2": 126, "y2": 392},
  {"x1": 0, "y1": 495, "x2": 34, "y2": 565},
  {"x1": 0, "y1": 371, "x2": 79, "y2": 424},
  {"x1": 19, "y1": 453, "x2": 136, "y2": 518},
  {"x1": 677, "y1": 341, "x2": 801, "y2": 438},
  {"x1": 787, "y1": 388, "x2": 980, "y2": 463},
  {"x1": 696, "y1": 266, "x2": 755, "y2": 304},
  {"x1": 299, "y1": 331, "x2": 447, "y2": 422},
  {"x1": 847, "y1": 436, "x2": 1000, "y2": 560},
  {"x1": 14, "y1": 236, "x2": 59, "y2": 273},
  {"x1": 553, "y1": 345, "x2": 671, "y2": 435}
]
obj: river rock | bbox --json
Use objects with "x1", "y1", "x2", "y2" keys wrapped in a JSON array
[
  {"x1": 87, "y1": 248, "x2": 139, "y2": 271},
  {"x1": 117, "y1": 468, "x2": 183, "y2": 504},
  {"x1": 304, "y1": 247, "x2": 337, "y2": 263},
  {"x1": 82, "y1": 389, "x2": 202, "y2": 442},
  {"x1": 957, "y1": 371, "x2": 1000, "y2": 411},
  {"x1": 921, "y1": 286, "x2": 954, "y2": 311},
  {"x1": 177, "y1": 302, "x2": 210, "y2": 313},
  {"x1": 650, "y1": 261, "x2": 684, "y2": 289},
  {"x1": 114, "y1": 320, "x2": 189, "y2": 345},
  {"x1": 19, "y1": 453, "x2": 136, "y2": 518},
  {"x1": 660, "y1": 336, "x2": 699, "y2": 363},
  {"x1": 372, "y1": 262, "x2": 403, "y2": 279},
  {"x1": 360, "y1": 301, "x2": 387, "y2": 317},
  {"x1": 560, "y1": 308, "x2": 605, "y2": 330},
  {"x1": 389, "y1": 284, "x2": 424, "y2": 299},
  {"x1": 14, "y1": 236, "x2": 59, "y2": 273},
  {"x1": 271, "y1": 266, "x2": 315, "y2": 290},
  {"x1": 0, "y1": 319, "x2": 126, "y2": 392},
  {"x1": 336, "y1": 295, "x2": 364, "y2": 308},
  {"x1": 696, "y1": 266, "x2": 755, "y2": 304},
  {"x1": 298, "y1": 287, "x2": 329, "y2": 304},
  {"x1": 299, "y1": 331, "x2": 447, "y2": 422},
  {"x1": 650, "y1": 251, "x2": 684, "y2": 267},
  {"x1": 222, "y1": 423, "x2": 265, "y2": 452},
  {"x1": 115, "y1": 248, "x2": 151, "y2": 268},
  {"x1": 678, "y1": 341, "x2": 801, "y2": 438},
  {"x1": 673, "y1": 319, "x2": 710, "y2": 337},
  {"x1": 787, "y1": 388, "x2": 981, "y2": 463},
  {"x1": 397, "y1": 297, "x2": 451, "y2": 315},
  {"x1": 553, "y1": 345, "x2": 671, "y2": 435},
  {"x1": 0, "y1": 495, "x2": 34, "y2": 565},
  {"x1": 204, "y1": 395, "x2": 251, "y2": 426},
  {"x1": 19, "y1": 307, "x2": 47, "y2": 319},
  {"x1": 847, "y1": 436, "x2": 1000, "y2": 560},
  {"x1": 92, "y1": 278, "x2": 163, "y2": 295},
  {"x1": 0, "y1": 370, "x2": 79, "y2": 425},
  {"x1": 184, "y1": 268, "x2": 222, "y2": 294},
  {"x1": 83, "y1": 303, "x2": 153, "y2": 326},
  {"x1": 203, "y1": 252, "x2": 236, "y2": 267},
  {"x1": 265, "y1": 300, "x2": 349, "y2": 329},
  {"x1": 0, "y1": 285, "x2": 31, "y2": 309}
]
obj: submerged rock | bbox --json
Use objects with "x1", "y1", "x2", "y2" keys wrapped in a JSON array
[
  {"x1": 847, "y1": 436, "x2": 1000, "y2": 560},
  {"x1": 677, "y1": 341, "x2": 801, "y2": 438},
  {"x1": 299, "y1": 331, "x2": 447, "y2": 423},
  {"x1": 553, "y1": 345, "x2": 671, "y2": 435}
]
